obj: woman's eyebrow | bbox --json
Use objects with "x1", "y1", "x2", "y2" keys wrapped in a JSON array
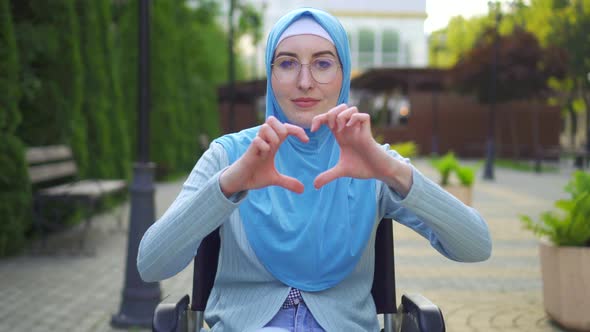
[{"x1": 274, "y1": 50, "x2": 337, "y2": 58}]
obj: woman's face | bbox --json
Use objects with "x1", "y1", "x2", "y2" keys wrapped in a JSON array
[{"x1": 271, "y1": 34, "x2": 343, "y2": 128}]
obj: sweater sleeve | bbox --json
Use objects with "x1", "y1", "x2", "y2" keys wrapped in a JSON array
[
  {"x1": 380, "y1": 149, "x2": 492, "y2": 262},
  {"x1": 137, "y1": 143, "x2": 246, "y2": 282}
]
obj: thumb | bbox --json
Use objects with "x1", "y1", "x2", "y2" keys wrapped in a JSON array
[
  {"x1": 313, "y1": 166, "x2": 344, "y2": 189},
  {"x1": 276, "y1": 175, "x2": 305, "y2": 194}
]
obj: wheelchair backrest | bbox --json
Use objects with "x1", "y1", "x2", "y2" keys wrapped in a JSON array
[{"x1": 189, "y1": 218, "x2": 397, "y2": 314}]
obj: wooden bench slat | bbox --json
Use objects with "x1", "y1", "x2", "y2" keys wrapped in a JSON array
[
  {"x1": 26, "y1": 145, "x2": 73, "y2": 164},
  {"x1": 28, "y1": 161, "x2": 78, "y2": 184}
]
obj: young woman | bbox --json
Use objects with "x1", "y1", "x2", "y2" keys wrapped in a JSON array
[{"x1": 137, "y1": 7, "x2": 491, "y2": 332}]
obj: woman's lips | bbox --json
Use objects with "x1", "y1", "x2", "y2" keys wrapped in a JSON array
[{"x1": 292, "y1": 98, "x2": 320, "y2": 108}]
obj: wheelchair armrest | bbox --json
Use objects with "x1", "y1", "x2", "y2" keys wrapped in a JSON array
[
  {"x1": 398, "y1": 294, "x2": 445, "y2": 332},
  {"x1": 153, "y1": 294, "x2": 190, "y2": 332}
]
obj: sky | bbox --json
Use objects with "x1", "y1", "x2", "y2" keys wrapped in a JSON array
[{"x1": 424, "y1": 0, "x2": 515, "y2": 34}]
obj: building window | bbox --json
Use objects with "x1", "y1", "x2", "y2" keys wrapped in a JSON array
[
  {"x1": 382, "y1": 29, "x2": 400, "y2": 66},
  {"x1": 358, "y1": 28, "x2": 375, "y2": 69}
]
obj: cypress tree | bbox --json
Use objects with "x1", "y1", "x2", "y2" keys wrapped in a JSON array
[
  {"x1": 98, "y1": 0, "x2": 130, "y2": 179},
  {"x1": 115, "y1": 1, "x2": 228, "y2": 178},
  {"x1": 13, "y1": 1, "x2": 88, "y2": 175},
  {"x1": 175, "y1": 4, "x2": 198, "y2": 170},
  {"x1": 115, "y1": 0, "x2": 138, "y2": 165},
  {"x1": 0, "y1": 0, "x2": 19, "y2": 133},
  {"x1": 150, "y1": 0, "x2": 181, "y2": 177},
  {"x1": 77, "y1": 0, "x2": 114, "y2": 178},
  {"x1": 190, "y1": 7, "x2": 225, "y2": 145},
  {"x1": 0, "y1": 0, "x2": 31, "y2": 256}
]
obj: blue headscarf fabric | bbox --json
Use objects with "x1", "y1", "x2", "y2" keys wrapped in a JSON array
[{"x1": 214, "y1": 7, "x2": 376, "y2": 291}]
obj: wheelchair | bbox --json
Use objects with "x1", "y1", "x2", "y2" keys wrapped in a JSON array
[{"x1": 152, "y1": 219, "x2": 446, "y2": 332}]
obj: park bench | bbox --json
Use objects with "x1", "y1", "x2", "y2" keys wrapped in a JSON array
[{"x1": 26, "y1": 145, "x2": 127, "y2": 252}]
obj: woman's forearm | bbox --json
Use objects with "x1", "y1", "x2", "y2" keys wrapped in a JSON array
[{"x1": 137, "y1": 144, "x2": 242, "y2": 282}]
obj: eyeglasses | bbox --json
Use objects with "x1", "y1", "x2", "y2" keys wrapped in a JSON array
[{"x1": 272, "y1": 56, "x2": 341, "y2": 84}]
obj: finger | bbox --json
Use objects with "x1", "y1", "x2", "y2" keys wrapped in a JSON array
[
  {"x1": 266, "y1": 116, "x2": 288, "y2": 140},
  {"x1": 310, "y1": 113, "x2": 328, "y2": 132},
  {"x1": 275, "y1": 175, "x2": 305, "y2": 194},
  {"x1": 313, "y1": 165, "x2": 345, "y2": 189},
  {"x1": 250, "y1": 136, "x2": 271, "y2": 158},
  {"x1": 326, "y1": 104, "x2": 348, "y2": 130},
  {"x1": 284, "y1": 123, "x2": 309, "y2": 142},
  {"x1": 258, "y1": 123, "x2": 280, "y2": 149},
  {"x1": 346, "y1": 112, "x2": 370, "y2": 128},
  {"x1": 336, "y1": 106, "x2": 358, "y2": 131},
  {"x1": 310, "y1": 104, "x2": 347, "y2": 132}
]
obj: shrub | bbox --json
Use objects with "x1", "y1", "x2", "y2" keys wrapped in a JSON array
[
  {"x1": 0, "y1": 134, "x2": 31, "y2": 256},
  {"x1": 520, "y1": 171, "x2": 590, "y2": 247},
  {"x1": 430, "y1": 152, "x2": 459, "y2": 186},
  {"x1": 390, "y1": 141, "x2": 419, "y2": 159},
  {"x1": 455, "y1": 165, "x2": 475, "y2": 186},
  {"x1": 430, "y1": 152, "x2": 475, "y2": 187}
]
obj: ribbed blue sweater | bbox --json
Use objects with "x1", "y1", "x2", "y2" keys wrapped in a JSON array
[{"x1": 137, "y1": 143, "x2": 492, "y2": 332}]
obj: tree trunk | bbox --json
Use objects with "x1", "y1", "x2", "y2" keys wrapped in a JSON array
[
  {"x1": 228, "y1": 0, "x2": 236, "y2": 133},
  {"x1": 510, "y1": 110, "x2": 520, "y2": 159},
  {"x1": 566, "y1": 98, "x2": 577, "y2": 149}
]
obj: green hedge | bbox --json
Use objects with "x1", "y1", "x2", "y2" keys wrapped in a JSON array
[
  {"x1": 0, "y1": 135, "x2": 31, "y2": 256},
  {"x1": 0, "y1": 0, "x2": 19, "y2": 133},
  {"x1": 13, "y1": 1, "x2": 89, "y2": 173},
  {"x1": 0, "y1": 0, "x2": 31, "y2": 256},
  {"x1": 116, "y1": 1, "x2": 223, "y2": 178},
  {"x1": 1, "y1": 0, "x2": 238, "y2": 255},
  {"x1": 77, "y1": 0, "x2": 115, "y2": 178}
]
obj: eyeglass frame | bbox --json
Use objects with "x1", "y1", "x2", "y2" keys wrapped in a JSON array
[{"x1": 271, "y1": 55, "x2": 342, "y2": 84}]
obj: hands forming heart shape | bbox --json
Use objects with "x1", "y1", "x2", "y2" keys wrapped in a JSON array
[{"x1": 219, "y1": 104, "x2": 410, "y2": 197}]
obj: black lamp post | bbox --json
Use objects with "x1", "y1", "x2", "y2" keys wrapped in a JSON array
[
  {"x1": 111, "y1": 0, "x2": 161, "y2": 328},
  {"x1": 483, "y1": 1, "x2": 501, "y2": 180}
]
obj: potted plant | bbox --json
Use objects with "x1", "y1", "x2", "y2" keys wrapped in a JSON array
[
  {"x1": 520, "y1": 171, "x2": 590, "y2": 331},
  {"x1": 390, "y1": 141, "x2": 419, "y2": 159},
  {"x1": 430, "y1": 152, "x2": 475, "y2": 206}
]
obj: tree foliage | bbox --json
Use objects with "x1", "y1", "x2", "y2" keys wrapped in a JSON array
[
  {"x1": 115, "y1": 0, "x2": 232, "y2": 177},
  {"x1": 0, "y1": 0, "x2": 30, "y2": 256},
  {"x1": 12, "y1": 0, "x2": 89, "y2": 174},
  {"x1": 429, "y1": 15, "x2": 489, "y2": 68},
  {"x1": 431, "y1": 0, "x2": 590, "y2": 149},
  {"x1": 0, "y1": 0, "x2": 19, "y2": 133},
  {"x1": 0, "y1": 0, "x2": 250, "y2": 254},
  {"x1": 452, "y1": 27, "x2": 567, "y2": 103},
  {"x1": 76, "y1": 0, "x2": 116, "y2": 178}
]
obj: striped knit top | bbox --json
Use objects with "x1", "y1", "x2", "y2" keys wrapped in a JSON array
[{"x1": 137, "y1": 143, "x2": 492, "y2": 332}]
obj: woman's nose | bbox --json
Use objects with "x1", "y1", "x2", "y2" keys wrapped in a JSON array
[{"x1": 297, "y1": 65, "x2": 314, "y2": 90}]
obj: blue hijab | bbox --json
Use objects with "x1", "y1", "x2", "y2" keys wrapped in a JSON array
[{"x1": 214, "y1": 8, "x2": 376, "y2": 291}]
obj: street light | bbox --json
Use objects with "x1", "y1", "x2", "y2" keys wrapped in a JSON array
[
  {"x1": 483, "y1": 1, "x2": 501, "y2": 180},
  {"x1": 111, "y1": 0, "x2": 161, "y2": 328}
]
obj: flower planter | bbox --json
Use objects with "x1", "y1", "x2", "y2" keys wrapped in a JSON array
[
  {"x1": 442, "y1": 185, "x2": 472, "y2": 206},
  {"x1": 539, "y1": 240, "x2": 590, "y2": 331}
]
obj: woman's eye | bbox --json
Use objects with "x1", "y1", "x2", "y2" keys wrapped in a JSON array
[
  {"x1": 278, "y1": 59, "x2": 297, "y2": 70},
  {"x1": 314, "y1": 59, "x2": 334, "y2": 70}
]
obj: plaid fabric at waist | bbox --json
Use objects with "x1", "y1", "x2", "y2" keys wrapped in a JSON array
[{"x1": 281, "y1": 288, "x2": 304, "y2": 309}]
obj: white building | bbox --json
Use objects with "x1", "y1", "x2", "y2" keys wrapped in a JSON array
[{"x1": 234, "y1": 0, "x2": 428, "y2": 78}]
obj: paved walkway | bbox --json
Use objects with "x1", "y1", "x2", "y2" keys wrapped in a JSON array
[{"x1": 0, "y1": 159, "x2": 579, "y2": 332}]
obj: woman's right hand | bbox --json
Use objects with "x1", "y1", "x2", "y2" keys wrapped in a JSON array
[{"x1": 219, "y1": 116, "x2": 309, "y2": 197}]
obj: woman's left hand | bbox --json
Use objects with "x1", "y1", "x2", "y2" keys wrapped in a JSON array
[{"x1": 310, "y1": 104, "x2": 412, "y2": 194}]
